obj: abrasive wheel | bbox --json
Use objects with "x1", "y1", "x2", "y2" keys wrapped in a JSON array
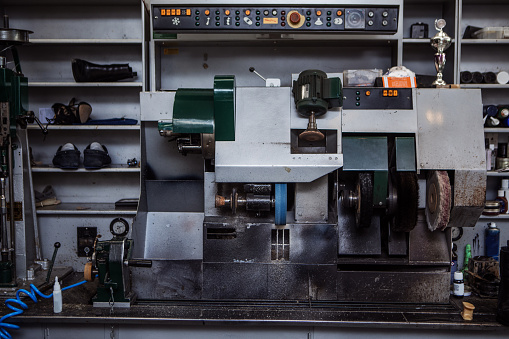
[
  {"x1": 425, "y1": 170, "x2": 451, "y2": 232},
  {"x1": 392, "y1": 172, "x2": 419, "y2": 232},
  {"x1": 355, "y1": 172, "x2": 374, "y2": 228}
]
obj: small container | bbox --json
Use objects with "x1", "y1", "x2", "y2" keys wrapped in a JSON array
[
  {"x1": 484, "y1": 105, "x2": 499, "y2": 117},
  {"x1": 485, "y1": 222, "x2": 501, "y2": 261},
  {"x1": 53, "y1": 276, "x2": 62, "y2": 313},
  {"x1": 343, "y1": 69, "x2": 382, "y2": 87},
  {"x1": 472, "y1": 71, "x2": 484, "y2": 84},
  {"x1": 461, "y1": 71, "x2": 473, "y2": 84},
  {"x1": 496, "y1": 157, "x2": 509, "y2": 170},
  {"x1": 453, "y1": 271, "x2": 465, "y2": 298},
  {"x1": 497, "y1": 71, "x2": 509, "y2": 84},
  {"x1": 484, "y1": 72, "x2": 498, "y2": 84},
  {"x1": 498, "y1": 143, "x2": 508, "y2": 158},
  {"x1": 497, "y1": 106, "x2": 509, "y2": 120},
  {"x1": 496, "y1": 190, "x2": 508, "y2": 213},
  {"x1": 472, "y1": 27, "x2": 504, "y2": 39},
  {"x1": 483, "y1": 200, "x2": 500, "y2": 216},
  {"x1": 410, "y1": 22, "x2": 428, "y2": 38},
  {"x1": 486, "y1": 116, "x2": 500, "y2": 127}
]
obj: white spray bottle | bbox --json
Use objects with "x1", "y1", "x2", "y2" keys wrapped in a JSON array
[{"x1": 53, "y1": 276, "x2": 62, "y2": 313}]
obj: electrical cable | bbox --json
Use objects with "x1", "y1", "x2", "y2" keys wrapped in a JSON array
[{"x1": 0, "y1": 279, "x2": 87, "y2": 339}]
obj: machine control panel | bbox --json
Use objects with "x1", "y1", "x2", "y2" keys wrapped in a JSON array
[
  {"x1": 153, "y1": 6, "x2": 398, "y2": 33},
  {"x1": 343, "y1": 88, "x2": 412, "y2": 109}
]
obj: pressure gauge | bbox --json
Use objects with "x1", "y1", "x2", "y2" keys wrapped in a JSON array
[
  {"x1": 451, "y1": 226, "x2": 463, "y2": 242},
  {"x1": 110, "y1": 217, "x2": 129, "y2": 237}
]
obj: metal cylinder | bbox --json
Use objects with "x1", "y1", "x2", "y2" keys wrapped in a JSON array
[{"x1": 245, "y1": 193, "x2": 272, "y2": 211}]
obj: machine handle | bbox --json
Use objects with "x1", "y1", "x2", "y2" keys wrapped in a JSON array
[{"x1": 126, "y1": 259, "x2": 152, "y2": 268}]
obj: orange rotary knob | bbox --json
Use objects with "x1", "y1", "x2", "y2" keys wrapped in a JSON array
[{"x1": 289, "y1": 12, "x2": 301, "y2": 24}]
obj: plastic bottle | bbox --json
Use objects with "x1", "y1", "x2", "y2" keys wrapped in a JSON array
[
  {"x1": 53, "y1": 276, "x2": 62, "y2": 313},
  {"x1": 463, "y1": 244, "x2": 472, "y2": 273},
  {"x1": 502, "y1": 179, "x2": 509, "y2": 208},
  {"x1": 486, "y1": 144, "x2": 493, "y2": 171},
  {"x1": 485, "y1": 222, "x2": 501, "y2": 261},
  {"x1": 486, "y1": 116, "x2": 500, "y2": 127},
  {"x1": 484, "y1": 105, "x2": 499, "y2": 118},
  {"x1": 496, "y1": 191, "x2": 508, "y2": 214},
  {"x1": 453, "y1": 271, "x2": 465, "y2": 298},
  {"x1": 498, "y1": 106, "x2": 509, "y2": 120},
  {"x1": 451, "y1": 243, "x2": 458, "y2": 284}
]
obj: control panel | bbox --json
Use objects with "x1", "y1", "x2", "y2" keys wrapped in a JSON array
[
  {"x1": 343, "y1": 88, "x2": 412, "y2": 109},
  {"x1": 153, "y1": 6, "x2": 398, "y2": 33}
]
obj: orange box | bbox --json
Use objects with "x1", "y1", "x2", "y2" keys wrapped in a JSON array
[{"x1": 382, "y1": 76, "x2": 416, "y2": 88}]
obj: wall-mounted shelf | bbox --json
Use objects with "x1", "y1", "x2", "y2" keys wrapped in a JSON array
[
  {"x1": 487, "y1": 171, "x2": 509, "y2": 177},
  {"x1": 27, "y1": 125, "x2": 140, "y2": 131},
  {"x1": 32, "y1": 165, "x2": 140, "y2": 173},
  {"x1": 460, "y1": 84, "x2": 509, "y2": 89},
  {"x1": 36, "y1": 203, "x2": 136, "y2": 215},
  {"x1": 403, "y1": 38, "x2": 455, "y2": 44},
  {"x1": 485, "y1": 128, "x2": 509, "y2": 133},
  {"x1": 479, "y1": 214, "x2": 509, "y2": 220},
  {"x1": 28, "y1": 82, "x2": 142, "y2": 87},
  {"x1": 461, "y1": 39, "x2": 509, "y2": 45},
  {"x1": 30, "y1": 39, "x2": 143, "y2": 45}
]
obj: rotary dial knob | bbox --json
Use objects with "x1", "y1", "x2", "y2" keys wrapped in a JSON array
[{"x1": 289, "y1": 12, "x2": 301, "y2": 24}]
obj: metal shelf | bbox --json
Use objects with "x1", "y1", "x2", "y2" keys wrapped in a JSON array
[
  {"x1": 461, "y1": 39, "x2": 509, "y2": 45},
  {"x1": 30, "y1": 39, "x2": 143, "y2": 45},
  {"x1": 479, "y1": 214, "x2": 509, "y2": 220},
  {"x1": 36, "y1": 203, "x2": 137, "y2": 215},
  {"x1": 28, "y1": 82, "x2": 142, "y2": 87},
  {"x1": 32, "y1": 165, "x2": 140, "y2": 173},
  {"x1": 484, "y1": 128, "x2": 509, "y2": 133},
  {"x1": 460, "y1": 84, "x2": 509, "y2": 89},
  {"x1": 486, "y1": 171, "x2": 509, "y2": 177},
  {"x1": 26, "y1": 125, "x2": 140, "y2": 131},
  {"x1": 403, "y1": 38, "x2": 455, "y2": 44}
]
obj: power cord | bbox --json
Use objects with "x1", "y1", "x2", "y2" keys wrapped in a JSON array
[{"x1": 0, "y1": 279, "x2": 87, "y2": 339}]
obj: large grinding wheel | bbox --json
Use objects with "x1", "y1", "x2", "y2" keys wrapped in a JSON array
[
  {"x1": 392, "y1": 172, "x2": 419, "y2": 232},
  {"x1": 355, "y1": 172, "x2": 374, "y2": 228},
  {"x1": 425, "y1": 170, "x2": 451, "y2": 231}
]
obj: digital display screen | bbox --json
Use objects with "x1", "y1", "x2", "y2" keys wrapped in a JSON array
[{"x1": 161, "y1": 9, "x2": 191, "y2": 16}]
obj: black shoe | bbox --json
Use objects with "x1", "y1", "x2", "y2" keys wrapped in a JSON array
[
  {"x1": 52, "y1": 143, "x2": 80, "y2": 169},
  {"x1": 72, "y1": 59, "x2": 137, "y2": 82},
  {"x1": 83, "y1": 142, "x2": 111, "y2": 169}
]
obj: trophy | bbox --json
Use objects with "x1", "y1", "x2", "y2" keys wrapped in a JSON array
[{"x1": 430, "y1": 19, "x2": 452, "y2": 86}]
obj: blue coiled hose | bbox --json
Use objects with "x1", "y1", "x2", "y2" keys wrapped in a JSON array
[{"x1": 0, "y1": 279, "x2": 87, "y2": 339}]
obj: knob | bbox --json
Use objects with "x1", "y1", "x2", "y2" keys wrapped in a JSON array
[{"x1": 290, "y1": 12, "x2": 301, "y2": 24}]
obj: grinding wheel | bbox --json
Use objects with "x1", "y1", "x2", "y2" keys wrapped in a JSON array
[
  {"x1": 392, "y1": 172, "x2": 419, "y2": 232},
  {"x1": 355, "y1": 172, "x2": 374, "y2": 228},
  {"x1": 425, "y1": 170, "x2": 451, "y2": 231}
]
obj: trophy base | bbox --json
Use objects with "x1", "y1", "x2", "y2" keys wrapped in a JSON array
[{"x1": 432, "y1": 79, "x2": 447, "y2": 86}]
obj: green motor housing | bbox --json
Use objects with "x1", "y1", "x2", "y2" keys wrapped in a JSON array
[{"x1": 292, "y1": 69, "x2": 342, "y2": 117}]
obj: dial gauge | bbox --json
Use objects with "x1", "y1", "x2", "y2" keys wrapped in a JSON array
[{"x1": 110, "y1": 217, "x2": 129, "y2": 237}]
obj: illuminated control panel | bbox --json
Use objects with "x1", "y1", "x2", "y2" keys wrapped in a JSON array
[
  {"x1": 343, "y1": 88, "x2": 412, "y2": 109},
  {"x1": 153, "y1": 6, "x2": 399, "y2": 33}
]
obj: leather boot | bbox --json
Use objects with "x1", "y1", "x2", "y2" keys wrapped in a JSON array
[{"x1": 72, "y1": 58, "x2": 137, "y2": 82}]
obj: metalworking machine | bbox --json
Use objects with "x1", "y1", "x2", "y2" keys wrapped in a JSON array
[{"x1": 122, "y1": 0, "x2": 486, "y2": 307}]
